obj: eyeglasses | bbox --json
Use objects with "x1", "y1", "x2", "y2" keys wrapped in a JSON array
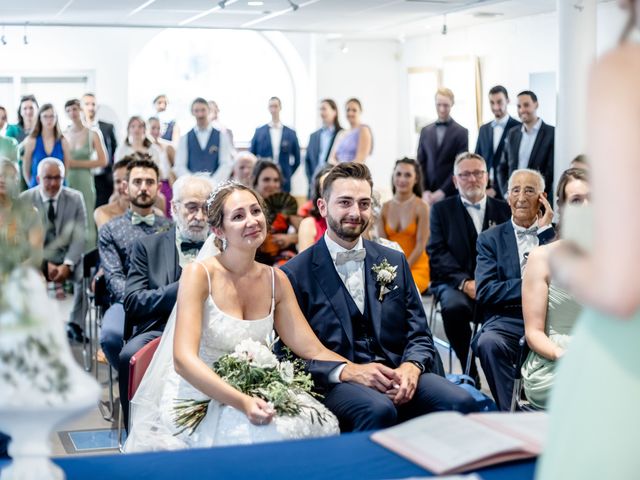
[
  {"x1": 509, "y1": 187, "x2": 538, "y2": 197},
  {"x1": 42, "y1": 175, "x2": 63, "y2": 182},
  {"x1": 179, "y1": 202, "x2": 208, "y2": 215},
  {"x1": 456, "y1": 170, "x2": 486, "y2": 180}
]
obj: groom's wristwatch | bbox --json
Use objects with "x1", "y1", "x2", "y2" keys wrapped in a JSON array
[{"x1": 408, "y1": 361, "x2": 425, "y2": 373}]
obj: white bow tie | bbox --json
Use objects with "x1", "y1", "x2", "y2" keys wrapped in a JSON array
[{"x1": 335, "y1": 248, "x2": 366, "y2": 266}]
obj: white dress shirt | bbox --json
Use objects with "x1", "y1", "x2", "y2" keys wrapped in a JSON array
[
  {"x1": 269, "y1": 121, "x2": 283, "y2": 165},
  {"x1": 174, "y1": 124, "x2": 234, "y2": 184},
  {"x1": 324, "y1": 232, "x2": 366, "y2": 314},
  {"x1": 461, "y1": 195, "x2": 487, "y2": 234},
  {"x1": 511, "y1": 218, "x2": 551, "y2": 274},
  {"x1": 517, "y1": 118, "x2": 542, "y2": 170},
  {"x1": 491, "y1": 114, "x2": 510, "y2": 153}
]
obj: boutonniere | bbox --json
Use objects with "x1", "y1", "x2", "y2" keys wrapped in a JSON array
[
  {"x1": 371, "y1": 258, "x2": 398, "y2": 301},
  {"x1": 208, "y1": 145, "x2": 219, "y2": 154}
]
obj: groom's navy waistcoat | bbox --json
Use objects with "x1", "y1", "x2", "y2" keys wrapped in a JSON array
[{"x1": 341, "y1": 282, "x2": 386, "y2": 365}]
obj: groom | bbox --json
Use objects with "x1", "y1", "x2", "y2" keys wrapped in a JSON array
[{"x1": 282, "y1": 163, "x2": 476, "y2": 432}]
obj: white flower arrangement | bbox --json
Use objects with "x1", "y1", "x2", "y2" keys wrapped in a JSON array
[{"x1": 371, "y1": 258, "x2": 398, "y2": 301}]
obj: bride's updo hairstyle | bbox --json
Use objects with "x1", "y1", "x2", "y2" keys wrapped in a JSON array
[{"x1": 206, "y1": 180, "x2": 267, "y2": 251}]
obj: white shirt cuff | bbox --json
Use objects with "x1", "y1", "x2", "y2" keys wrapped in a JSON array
[{"x1": 328, "y1": 363, "x2": 347, "y2": 384}]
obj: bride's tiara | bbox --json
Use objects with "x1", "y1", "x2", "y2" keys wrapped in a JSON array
[{"x1": 205, "y1": 179, "x2": 243, "y2": 216}]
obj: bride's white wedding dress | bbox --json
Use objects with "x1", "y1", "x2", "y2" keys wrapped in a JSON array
[{"x1": 124, "y1": 236, "x2": 339, "y2": 452}]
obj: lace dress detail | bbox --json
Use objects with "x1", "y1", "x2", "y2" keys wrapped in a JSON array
[{"x1": 125, "y1": 262, "x2": 339, "y2": 452}]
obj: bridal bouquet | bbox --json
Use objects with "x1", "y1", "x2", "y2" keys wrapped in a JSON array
[{"x1": 173, "y1": 337, "x2": 327, "y2": 436}]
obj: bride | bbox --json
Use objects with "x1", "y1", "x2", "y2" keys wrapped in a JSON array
[{"x1": 124, "y1": 182, "x2": 344, "y2": 452}]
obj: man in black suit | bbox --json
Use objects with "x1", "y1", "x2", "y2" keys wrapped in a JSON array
[
  {"x1": 417, "y1": 88, "x2": 468, "y2": 205},
  {"x1": 474, "y1": 168, "x2": 554, "y2": 410},
  {"x1": 474, "y1": 86, "x2": 521, "y2": 199},
  {"x1": 304, "y1": 99, "x2": 342, "y2": 196},
  {"x1": 427, "y1": 152, "x2": 511, "y2": 382},
  {"x1": 82, "y1": 92, "x2": 118, "y2": 208},
  {"x1": 282, "y1": 163, "x2": 476, "y2": 432},
  {"x1": 497, "y1": 91, "x2": 555, "y2": 202},
  {"x1": 119, "y1": 173, "x2": 214, "y2": 427}
]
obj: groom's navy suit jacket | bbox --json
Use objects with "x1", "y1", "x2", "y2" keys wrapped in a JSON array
[{"x1": 281, "y1": 237, "x2": 443, "y2": 390}]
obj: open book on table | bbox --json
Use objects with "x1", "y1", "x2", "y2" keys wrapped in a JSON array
[{"x1": 371, "y1": 411, "x2": 547, "y2": 475}]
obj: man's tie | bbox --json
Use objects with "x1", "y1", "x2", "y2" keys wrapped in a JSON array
[
  {"x1": 180, "y1": 241, "x2": 205, "y2": 254},
  {"x1": 45, "y1": 199, "x2": 56, "y2": 245},
  {"x1": 131, "y1": 212, "x2": 156, "y2": 226},
  {"x1": 462, "y1": 200, "x2": 481, "y2": 210},
  {"x1": 335, "y1": 248, "x2": 366, "y2": 266},
  {"x1": 516, "y1": 227, "x2": 538, "y2": 239}
]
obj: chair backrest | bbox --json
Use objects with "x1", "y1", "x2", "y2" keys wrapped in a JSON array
[
  {"x1": 82, "y1": 248, "x2": 100, "y2": 279},
  {"x1": 128, "y1": 337, "x2": 162, "y2": 401}
]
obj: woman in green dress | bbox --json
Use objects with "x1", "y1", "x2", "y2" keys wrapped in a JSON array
[
  {"x1": 521, "y1": 168, "x2": 589, "y2": 409},
  {"x1": 63, "y1": 99, "x2": 108, "y2": 250},
  {"x1": 536, "y1": 2, "x2": 640, "y2": 478}
]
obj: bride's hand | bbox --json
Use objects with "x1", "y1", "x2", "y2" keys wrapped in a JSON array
[{"x1": 242, "y1": 396, "x2": 275, "y2": 426}]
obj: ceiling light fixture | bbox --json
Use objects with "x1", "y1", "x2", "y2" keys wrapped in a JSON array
[
  {"x1": 179, "y1": 0, "x2": 239, "y2": 25},
  {"x1": 287, "y1": 0, "x2": 299, "y2": 11},
  {"x1": 23, "y1": 23, "x2": 28, "y2": 45},
  {"x1": 241, "y1": 0, "x2": 319, "y2": 28},
  {"x1": 441, "y1": 14, "x2": 447, "y2": 35}
]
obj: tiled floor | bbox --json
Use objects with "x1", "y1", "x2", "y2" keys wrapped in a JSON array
[{"x1": 46, "y1": 293, "x2": 491, "y2": 457}]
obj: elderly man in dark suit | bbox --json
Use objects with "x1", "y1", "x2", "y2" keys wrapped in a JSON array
[
  {"x1": 119, "y1": 173, "x2": 214, "y2": 427},
  {"x1": 282, "y1": 162, "x2": 476, "y2": 432},
  {"x1": 497, "y1": 91, "x2": 555, "y2": 202},
  {"x1": 473, "y1": 168, "x2": 555, "y2": 410},
  {"x1": 428, "y1": 152, "x2": 511, "y2": 383},
  {"x1": 20, "y1": 157, "x2": 88, "y2": 340},
  {"x1": 417, "y1": 87, "x2": 469, "y2": 206},
  {"x1": 474, "y1": 86, "x2": 521, "y2": 199}
]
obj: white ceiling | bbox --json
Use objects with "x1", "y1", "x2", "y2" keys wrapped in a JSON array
[{"x1": 0, "y1": 0, "x2": 607, "y2": 40}]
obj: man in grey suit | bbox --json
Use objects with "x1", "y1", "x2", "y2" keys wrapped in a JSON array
[{"x1": 20, "y1": 157, "x2": 88, "y2": 337}]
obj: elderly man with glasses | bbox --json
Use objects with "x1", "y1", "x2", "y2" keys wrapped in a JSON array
[
  {"x1": 427, "y1": 152, "x2": 511, "y2": 385},
  {"x1": 472, "y1": 168, "x2": 554, "y2": 410}
]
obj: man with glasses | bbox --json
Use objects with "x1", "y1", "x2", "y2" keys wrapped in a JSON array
[
  {"x1": 473, "y1": 168, "x2": 554, "y2": 410},
  {"x1": 118, "y1": 173, "x2": 214, "y2": 428},
  {"x1": 428, "y1": 153, "x2": 511, "y2": 385},
  {"x1": 20, "y1": 157, "x2": 88, "y2": 340},
  {"x1": 98, "y1": 157, "x2": 172, "y2": 369}
]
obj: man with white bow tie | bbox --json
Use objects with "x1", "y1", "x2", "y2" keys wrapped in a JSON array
[
  {"x1": 282, "y1": 162, "x2": 477, "y2": 432},
  {"x1": 473, "y1": 168, "x2": 554, "y2": 410}
]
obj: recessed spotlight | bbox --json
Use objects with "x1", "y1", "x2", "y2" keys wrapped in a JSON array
[{"x1": 248, "y1": 1, "x2": 263, "y2": 5}]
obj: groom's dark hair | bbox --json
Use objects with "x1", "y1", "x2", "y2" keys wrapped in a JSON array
[{"x1": 322, "y1": 162, "x2": 373, "y2": 201}]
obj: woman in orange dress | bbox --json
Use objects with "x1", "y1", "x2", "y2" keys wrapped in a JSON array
[{"x1": 379, "y1": 158, "x2": 430, "y2": 293}]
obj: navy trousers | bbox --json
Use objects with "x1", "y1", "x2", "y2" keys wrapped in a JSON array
[
  {"x1": 439, "y1": 287, "x2": 478, "y2": 378},
  {"x1": 323, "y1": 372, "x2": 478, "y2": 432}
]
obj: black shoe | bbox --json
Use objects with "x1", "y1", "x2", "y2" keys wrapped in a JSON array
[{"x1": 67, "y1": 323, "x2": 88, "y2": 343}]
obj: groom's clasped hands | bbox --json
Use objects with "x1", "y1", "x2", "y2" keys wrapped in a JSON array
[{"x1": 340, "y1": 362, "x2": 422, "y2": 406}]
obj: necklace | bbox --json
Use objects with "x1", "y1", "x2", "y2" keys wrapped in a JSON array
[{"x1": 392, "y1": 195, "x2": 414, "y2": 206}]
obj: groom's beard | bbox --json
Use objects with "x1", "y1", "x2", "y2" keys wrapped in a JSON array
[
  {"x1": 176, "y1": 218, "x2": 209, "y2": 243},
  {"x1": 326, "y1": 212, "x2": 369, "y2": 242}
]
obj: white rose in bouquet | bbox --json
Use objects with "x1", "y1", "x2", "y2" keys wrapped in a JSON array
[
  {"x1": 232, "y1": 338, "x2": 278, "y2": 368},
  {"x1": 278, "y1": 361, "x2": 295, "y2": 384}
]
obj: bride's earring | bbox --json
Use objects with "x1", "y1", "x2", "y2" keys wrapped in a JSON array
[{"x1": 222, "y1": 237, "x2": 228, "y2": 251}]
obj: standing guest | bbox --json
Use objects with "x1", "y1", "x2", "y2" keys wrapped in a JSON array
[
  {"x1": 521, "y1": 168, "x2": 589, "y2": 409},
  {"x1": 98, "y1": 158, "x2": 172, "y2": 369},
  {"x1": 148, "y1": 116, "x2": 176, "y2": 216},
  {"x1": 230, "y1": 151, "x2": 257, "y2": 187},
  {"x1": 0, "y1": 106, "x2": 8, "y2": 137},
  {"x1": 5, "y1": 95, "x2": 38, "y2": 143},
  {"x1": 120, "y1": 173, "x2": 214, "y2": 429},
  {"x1": 22, "y1": 104, "x2": 70, "y2": 189},
  {"x1": 208, "y1": 100, "x2": 234, "y2": 145},
  {"x1": 428, "y1": 152, "x2": 511, "y2": 383},
  {"x1": 473, "y1": 168, "x2": 554, "y2": 410},
  {"x1": 174, "y1": 97, "x2": 234, "y2": 184},
  {"x1": 282, "y1": 162, "x2": 476, "y2": 432},
  {"x1": 252, "y1": 160, "x2": 300, "y2": 265},
  {"x1": 297, "y1": 164, "x2": 333, "y2": 253},
  {"x1": 152, "y1": 94, "x2": 180, "y2": 143},
  {"x1": 81, "y1": 93, "x2": 118, "y2": 208},
  {"x1": 475, "y1": 86, "x2": 521, "y2": 198},
  {"x1": 497, "y1": 91, "x2": 555, "y2": 201},
  {"x1": 537, "y1": 3, "x2": 640, "y2": 476},
  {"x1": 64, "y1": 98, "x2": 108, "y2": 250},
  {"x1": 379, "y1": 158, "x2": 430, "y2": 294},
  {"x1": 330, "y1": 98, "x2": 372, "y2": 164},
  {"x1": 417, "y1": 88, "x2": 469, "y2": 205},
  {"x1": 250, "y1": 97, "x2": 300, "y2": 192},
  {"x1": 305, "y1": 99, "x2": 342, "y2": 193},
  {"x1": 19, "y1": 158, "x2": 88, "y2": 341}
]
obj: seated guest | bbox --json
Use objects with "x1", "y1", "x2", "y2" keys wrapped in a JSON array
[
  {"x1": 19, "y1": 158, "x2": 88, "y2": 341},
  {"x1": 473, "y1": 168, "x2": 554, "y2": 410},
  {"x1": 297, "y1": 164, "x2": 333, "y2": 252},
  {"x1": 250, "y1": 96, "x2": 300, "y2": 192},
  {"x1": 379, "y1": 158, "x2": 430, "y2": 294},
  {"x1": 120, "y1": 173, "x2": 214, "y2": 428},
  {"x1": 94, "y1": 156, "x2": 164, "y2": 229},
  {"x1": 521, "y1": 168, "x2": 589, "y2": 408},
  {"x1": 427, "y1": 152, "x2": 511, "y2": 382},
  {"x1": 282, "y1": 162, "x2": 476, "y2": 432},
  {"x1": 98, "y1": 158, "x2": 172, "y2": 369},
  {"x1": 253, "y1": 160, "x2": 300, "y2": 265},
  {"x1": 329, "y1": 98, "x2": 372, "y2": 164},
  {"x1": 174, "y1": 97, "x2": 234, "y2": 185},
  {"x1": 230, "y1": 151, "x2": 257, "y2": 187}
]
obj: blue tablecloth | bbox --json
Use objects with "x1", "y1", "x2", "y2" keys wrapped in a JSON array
[{"x1": 1, "y1": 432, "x2": 536, "y2": 479}]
